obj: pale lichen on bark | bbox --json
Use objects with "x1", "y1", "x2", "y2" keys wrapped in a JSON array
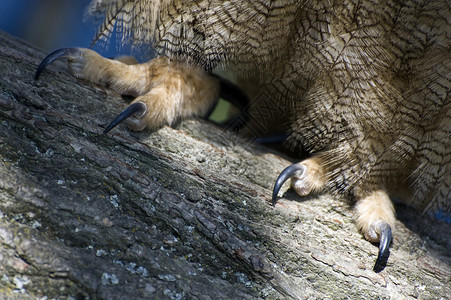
[{"x1": 0, "y1": 31, "x2": 450, "y2": 299}]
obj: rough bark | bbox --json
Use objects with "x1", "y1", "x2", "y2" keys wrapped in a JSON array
[{"x1": 0, "y1": 31, "x2": 449, "y2": 299}]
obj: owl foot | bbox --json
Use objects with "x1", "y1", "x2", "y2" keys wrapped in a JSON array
[
  {"x1": 272, "y1": 160, "x2": 394, "y2": 271},
  {"x1": 36, "y1": 48, "x2": 221, "y2": 131},
  {"x1": 354, "y1": 190, "x2": 395, "y2": 272},
  {"x1": 272, "y1": 158, "x2": 326, "y2": 205}
]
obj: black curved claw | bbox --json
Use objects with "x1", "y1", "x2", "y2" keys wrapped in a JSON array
[
  {"x1": 103, "y1": 102, "x2": 147, "y2": 134},
  {"x1": 373, "y1": 221, "x2": 392, "y2": 272},
  {"x1": 272, "y1": 164, "x2": 306, "y2": 205},
  {"x1": 35, "y1": 48, "x2": 80, "y2": 80}
]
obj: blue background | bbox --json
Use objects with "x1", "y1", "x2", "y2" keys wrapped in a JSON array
[{"x1": 0, "y1": 0, "x2": 126, "y2": 57}]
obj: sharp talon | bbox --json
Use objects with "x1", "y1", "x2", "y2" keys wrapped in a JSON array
[
  {"x1": 35, "y1": 48, "x2": 80, "y2": 80},
  {"x1": 272, "y1": 164, "x2": 306, "y2": 205},
  {"x1": 103, "y1": 102, "x2": 147, "y2": 134},
  {"x1": 373, "y1": 221, "x2": 392, "y2": 272}
]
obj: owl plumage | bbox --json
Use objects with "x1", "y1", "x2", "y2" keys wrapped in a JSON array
[{"x1": 36, "y1": 0, "x2": 450, "y2": 271}]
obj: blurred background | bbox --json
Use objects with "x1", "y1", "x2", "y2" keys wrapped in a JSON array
[{"x1": 0, "y1": 0, "x2": 128, "y2": 58}]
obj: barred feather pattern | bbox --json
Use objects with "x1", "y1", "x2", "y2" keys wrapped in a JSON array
[{"x1": 86, "y1": 0, "x2": 450, "y2": 214}]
